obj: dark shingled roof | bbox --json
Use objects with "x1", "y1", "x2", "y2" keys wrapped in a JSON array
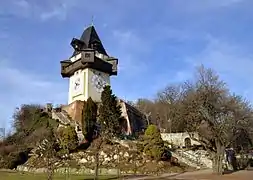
[{"x1": 79, "y1": 25, "x2": 108, "y2": 56}]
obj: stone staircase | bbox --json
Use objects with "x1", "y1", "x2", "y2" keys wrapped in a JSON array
[
  {"x1": 172, "y1": 149, "x2": 212, "y2": 169},
  {"x1": 52, "y1": 109, "x2": 84, "y2": 143},
  {"x1": 52, "y1": 110, "x2": 72, "y2": 125}
]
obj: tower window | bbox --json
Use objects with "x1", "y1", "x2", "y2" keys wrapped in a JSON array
[
  {"x1": 77, "y1": 126, "x2": 81, "y2": 131},
  {"x1": 85, "y1": 53, "x2": 90, "y2": 58}
]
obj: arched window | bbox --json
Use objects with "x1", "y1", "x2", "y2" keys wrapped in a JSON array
[{"x1": 185, "y1": 137, "x2": 191, "y2": 148}]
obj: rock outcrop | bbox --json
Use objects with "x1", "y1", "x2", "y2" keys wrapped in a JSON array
[{"x1": 18, "y1": 141, "x2": 185, "y2": 175}]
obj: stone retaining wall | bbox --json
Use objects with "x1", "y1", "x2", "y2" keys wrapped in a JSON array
[
  {"x1": 16, "y1": 165, "x2": 119, "y2": 175},
  {"x1": 17, "y1": 143, "x2": 184, "y2": 175},
  {"x1": 161, "y1": 132, "x2": 200, "y2": 148}
]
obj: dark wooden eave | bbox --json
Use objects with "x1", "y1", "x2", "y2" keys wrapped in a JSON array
[
  {"x1": 60, "y1": 56, "x2": 117, "y2": 78},
  {"x1": 61, "y1": 25, "x2": 118, "y2": 78}
]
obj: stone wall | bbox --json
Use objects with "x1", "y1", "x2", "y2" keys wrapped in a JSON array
[
  {"x1": 18, "y1": 142, "x2": 185, "y2": 175},
  {"x1": 174, "y1": 149, "x2": 213, "y2": 169},
  {"x1": 161, "y1": 132, "x2": 200, "y2": 148},
  {"x1": 16, "y1": 165, "x2": 119, "y2": 175},
  {"x1": 61, "y1": 99, "x2": 146, "y2": 136},
  {"x1": 118, "y1": 100, "x2": 146, "y2": 135},
  {"x1": 62, "y1": 100, "x2": 85, "y2": 125}
]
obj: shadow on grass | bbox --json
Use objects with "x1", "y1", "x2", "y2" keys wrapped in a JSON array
[{"x1": 223, "y1": 169, "x2": 235, "y2": 175}]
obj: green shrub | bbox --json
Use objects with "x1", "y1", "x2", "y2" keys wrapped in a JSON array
[
  {"x1": 57, "y1": 125, "x2": 79, "y2": 152},
  {"x1": 143, "y1": 125, "x2": 165, "y2": 160}
]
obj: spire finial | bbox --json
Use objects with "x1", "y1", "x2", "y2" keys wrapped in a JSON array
[{"x1": 91, "y1": 15, "x2": 95, "y2": 26}]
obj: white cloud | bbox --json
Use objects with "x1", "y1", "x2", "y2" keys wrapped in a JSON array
[
  {"x1": 40, "y1": 7, "x2": 67, "y2": 21},
  {"x1": 112, "y1": 30, "x2": 150, "y2": 53},
  {"x1": 187, "y1": 36, "x2": 253, "y2": 77},
  {"x1": 110, "y1": 29, "x2": 150, "y2": 76},
  {"x1": 14, "y1": 0, "x2": 30, "y2": 9},
  {"x1": 169, "y1": 0, "x2": 245, "y2": 13},
  {"x1": 0, "y1": 60, "x2": 68, "y2": 130},
  {"x1": 182, "y1": 36, "x2": 253, "y2": 100},
  {"x1": 0, "y1": 61, "x2": 67, "y2": 103},
  {"x1": 0, "y1": 0, "x2": 249, "y2": 22},
  {"x1": 0, "y1": 0, "x2": 83, "y2": 21},
  {"x1": 146, "y1": 35, "x2": 253, "y2": 101},
  {"x1": 39, "y1": 0, "x2": 78, "y2": 21}
]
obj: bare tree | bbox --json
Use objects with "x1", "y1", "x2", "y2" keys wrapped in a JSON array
[
  {"x1": 135, "y1": 99, "x2": 155, "y2": 125},
  {"x1": 93, "y1": 137, "x2": 103, "y2": 180},
  {"x1": 45, "y1": 120, "x2": 58, "y2": 180},
  {"x1": 178, "y1": 65, "x2": 253, "y2": 174},
  {"x1": 156, "y1": 84, "x2": 187, "y2": 132}
]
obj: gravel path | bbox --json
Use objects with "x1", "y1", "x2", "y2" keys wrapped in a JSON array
[{"x1": 124, "y1": 169, "x2": 253, "y2": 180}]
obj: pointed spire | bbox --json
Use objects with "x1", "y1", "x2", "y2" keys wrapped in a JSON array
[
  {"x1": 79, "y1": 25, "x2": 108, "y2": 55},
  {"x1": 91, "y1": 15, "x2": 94, "y2": 26}
]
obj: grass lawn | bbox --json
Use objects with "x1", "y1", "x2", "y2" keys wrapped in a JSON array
[{"x1": 0, "y1": 171, "x2": 118, "y2": 180}]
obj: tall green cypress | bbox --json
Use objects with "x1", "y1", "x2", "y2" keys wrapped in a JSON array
[
  {"x1": 99, "y1": 85, "x2": 124, "y2": 138},
  {"x1": 82, "y1": 97, "x2": 97, "y2": 142}
]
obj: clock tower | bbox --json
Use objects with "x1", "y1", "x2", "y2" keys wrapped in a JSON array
[{"x1": 60, "y1": 25, "x2": 118, "y2": 104}]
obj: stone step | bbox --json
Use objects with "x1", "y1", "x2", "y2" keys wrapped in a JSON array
[{"x1": 172, "y1": 151, "x2": 209, "y2": 169}]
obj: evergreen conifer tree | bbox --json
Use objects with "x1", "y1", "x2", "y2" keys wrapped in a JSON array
[
  {"x1": 143, "y1": 124, "x2": 165, "y2": 160},
  {"x1": 82, "y1": 97, "x2": 97, "y2": 142},
  {"x1": 99, "y1": 85, "x2": 124, "y2": 138}
]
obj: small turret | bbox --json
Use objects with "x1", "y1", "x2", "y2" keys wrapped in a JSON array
[{"x1": 45, "y1": 103, "x2": 53, "y2": 113}]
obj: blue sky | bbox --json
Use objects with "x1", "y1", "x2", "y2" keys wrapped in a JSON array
[{"x1": 0, "y1": 0, "x2": 253, "y2": 131}]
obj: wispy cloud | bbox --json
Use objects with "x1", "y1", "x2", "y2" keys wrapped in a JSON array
[
  {"x1": 146, "y1": 34, "x2": 253, "y2": 100},
  {"x1": 0, "y1": 60, "x2": 67, "y2": 102},
  {"x1": 14, "y1": 0, "x2": 30, "y2": 8},
  {"x1": 0, "y1": 0, "x2": 82, "y2": 21},
  {"x1": 39, "y1": 0, "x2": 80, "y2": 21},
  {"x1": 168, "y1": 0, "x2": 246, "y2": 13},
  {"x1": 1, "y1": 0, "x2": 252, "y2": 130},
  {"x1": 182, "y1": 35, "x2": 253, "y2": 100},
  {"x1": 110, "y1": 29, "x2": 150, "y2": 75},
  {"x1": 0, "y1": 0, "x2": 249, "y2": 22},
  {"x1": 112, "y1": 30, "x2": 150, "y2": 53},
  {"x1": 0, "y1": 60, "x2": 67, "y2": 129}
]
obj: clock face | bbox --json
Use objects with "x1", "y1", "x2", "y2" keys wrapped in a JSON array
[
  {"x1": 91, "y1": 73, "x2": 107, "y2": 93},
  {"x1": 73, "y1": 76, "x2": 82, "y2": 94},
  {"x1": 74, "y1": 77, "x2": 80, "y2": 90}
]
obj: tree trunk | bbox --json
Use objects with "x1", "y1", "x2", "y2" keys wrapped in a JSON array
[
  {"x1": 94, "y1": 138, "x2": 103, "y2": 180},
  {"x1": 117, "y1": 145, "x2": 121, "y2": 179},
  {"x1": 47, "y1": 168, "x2": 53, "y2": 180},
  {"x1": 212, "y1": 141, "x2": 225, "y2": 175},
  {"x1": 94, "y1": 153, "x2": 99, "y2": 180},
  {"x1": 47, "y1": 159, "x2": 53, "y2": 180}
]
